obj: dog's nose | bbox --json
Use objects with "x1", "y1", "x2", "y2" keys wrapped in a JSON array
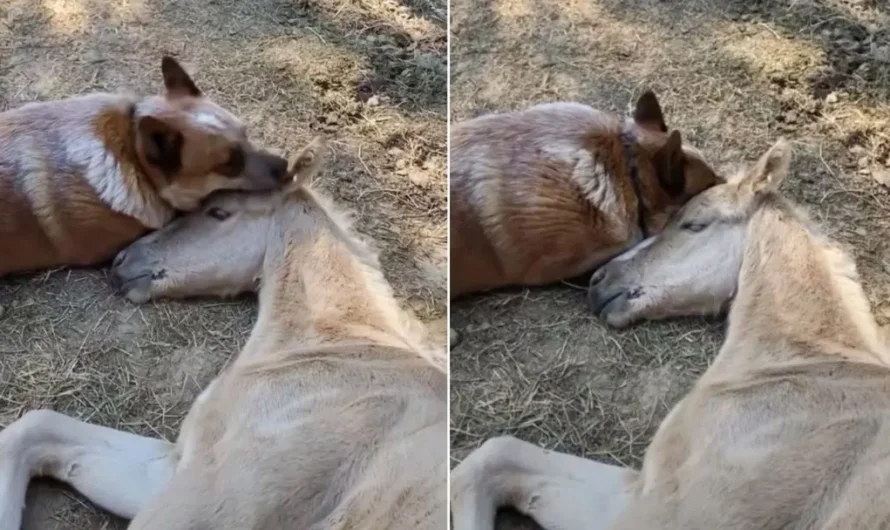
[{"x1": 270, "y1": 156, "x2": 288, "y2": 181}]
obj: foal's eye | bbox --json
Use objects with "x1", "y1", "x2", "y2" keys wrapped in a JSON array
[
  {"x1": 680, "y1": 221, "x2": 708, "y2": 233},
  {"x1": 206, "y1": 207, "x2": 231, "y2": 221}
]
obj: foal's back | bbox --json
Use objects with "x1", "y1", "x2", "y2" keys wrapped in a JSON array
[
  {"x1": 145, "y1": 343, "x2": 447, "y2": 530},
  {"x1": 615, "y1": 359, "x2": 890, "y2": 529}
]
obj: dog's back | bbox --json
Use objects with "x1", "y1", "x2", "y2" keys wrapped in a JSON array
[
  {"x1": 0, "y1": 94, "x2": 159, "y2": 275},
  {"x1": 451, "y1": 103, "x2": 621, "y2": 295}
]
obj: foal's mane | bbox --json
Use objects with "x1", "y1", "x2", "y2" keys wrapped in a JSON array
[
  {"x1": 284, "y1": 183, "x2": 448, "y2": 373},
  {"x1": 745, "y1": 192, "x2": 881, "y2": 354}
]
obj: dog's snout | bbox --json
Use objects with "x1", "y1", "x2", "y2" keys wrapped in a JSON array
[
  {"x1": 243, "y1": 151, "x2": 289, "y2": 188},
  {"x1": 269, "y1": 156, "x2": 288, "y2": 181}
]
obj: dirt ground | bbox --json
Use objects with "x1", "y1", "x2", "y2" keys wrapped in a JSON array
[
  {"x1": 0, "y1": 0, "x2": 445, "y2": 528},
  {"x1": 450, "y1": 0, "x2": 890, "y2": 527}
]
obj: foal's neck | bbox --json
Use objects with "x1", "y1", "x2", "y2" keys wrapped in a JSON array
[
  {"x1": 715, "y1": 202, "x2": 886, "y2": 373},
  {"x1": 245, "y1": 191, "x2": 422, "y2": 358}
]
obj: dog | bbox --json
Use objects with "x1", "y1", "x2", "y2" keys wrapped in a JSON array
[
  {"x1": 0, "y1": 56, "x2": 288, "y2": 276},
  {"x1": 450, "y1": 91, "x2": 723, "y2": 297}
]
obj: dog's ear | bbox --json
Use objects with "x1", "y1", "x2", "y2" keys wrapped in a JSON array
[
  {"x1": 161, "y1": 56, "x2": 201, "y2": 98},
  {"x1": 633, "y1": 90, "x2": 668, "y2": 133},
  {"x1": 652, "y1": 130, "x2": 686, "y2": 196},
  {"x1": 137, "y1": 116, "x2": 184, "y2": 176}
]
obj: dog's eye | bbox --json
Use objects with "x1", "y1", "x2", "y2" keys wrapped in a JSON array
[
  {"x1": 219, "y1": 147, "x2": 245, "y2": 178},
  {"x1": 206, "y1": 207, "x2": 231, "y2": 221},
  {"x1": 680, "y1": 221, "x2": 708, "y2": 233}
]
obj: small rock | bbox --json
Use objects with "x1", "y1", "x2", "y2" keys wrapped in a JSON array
[
  {"x1": 855, "y1": 227, "x2": 868, "y2": 237},
  {"x1": 874, "y1": 46, "x2": 890, "y2": 63},
  {"x1": 407, "y1": 167, "x2": 429, "y2": 187},
  {"x1": 825, "y1": 92, "x2": 839, "y2": 104},
  {"x1": 449, "y1": 328, "x2": 461, "y2": 349},
  {"x1": 850, "y1": 145, "x2": 866, "y2": 155},
  {"x1": 366, "y1": 95, "x2": 380, "y2": 107},
  {"x1": 858, "y1": 156, "x2": 870, "y2": 168},
  {"x1": 873, "y1": 168, "x2": 890, "y2": 186}
]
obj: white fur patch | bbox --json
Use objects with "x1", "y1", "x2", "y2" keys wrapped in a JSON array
[
  {"x1": 195, "y1": 111, "x2": 227, "y2": 131},
  {"x1": 561, "y1": 146, "x2": 625, "y2": 222},
  {"x1": 70, "y1": 134, "x2": 173, "y2": 229}
]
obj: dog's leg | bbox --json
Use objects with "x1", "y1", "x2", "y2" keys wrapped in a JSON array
[
  {"x1": 0, "y1": 410, "x2": 177, "y2": 527},
  {"x1": 452, "y1": 436, "x2": 635, "y2": 530}
]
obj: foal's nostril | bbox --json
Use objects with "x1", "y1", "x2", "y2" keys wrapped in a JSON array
[
  {"x1": 589, "y1": 267, "x2": 608, "y2": 288},
  {"x1": 108, "y1": 269, "x2": 123, "y2": 291},
  {"x1": 112, "y1": 250, "x2": 127, "y2": 270}
]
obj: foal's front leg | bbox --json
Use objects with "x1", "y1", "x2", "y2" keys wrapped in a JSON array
[
  {"x1": 0, "y1": 409, "x2": 177, "y2": 529},
  {"x1": 452, "y1": 436, "x2": 636, "y2": 530}
]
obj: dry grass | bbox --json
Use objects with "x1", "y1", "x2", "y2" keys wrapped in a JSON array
[
  {"x1": 451, "y1": 0, "x2": 890, "y2": 527},
  {"x1": 0, "y1": 0, "x2": 445, "y2": 527}
]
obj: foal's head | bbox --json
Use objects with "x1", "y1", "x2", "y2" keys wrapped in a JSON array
[
  {"x1": 110, "y1": 137, "x2": 326, "y2": 303},
  {"x1": 588, "y1": 140, "x2": 792, "y2": 328}
]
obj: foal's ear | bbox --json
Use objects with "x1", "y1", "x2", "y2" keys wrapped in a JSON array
[
  {"x1": 742, "y1": 139, "x2": 791, "y2": 194},
  {"x1": 288, "y1": 136, "x2": 327, "y2": 188},
  {"x1": 633, "y1": 90, "x2": 668, "y2": 133}
]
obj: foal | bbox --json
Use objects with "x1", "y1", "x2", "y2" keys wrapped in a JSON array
[
  {"x1": 0, "y1": 138, "x2": 447, "y2": 529},
  {"x1": 453, "y1": 140, "x2": 890, "y2": 529}
]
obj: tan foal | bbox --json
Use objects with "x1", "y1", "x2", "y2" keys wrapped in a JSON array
[
  {"x1": 0, "y1": 138, "x2": 447, "y2": 529},
  {"x1": 453, "y1": 140, "x2": 890, "y2": 529}
]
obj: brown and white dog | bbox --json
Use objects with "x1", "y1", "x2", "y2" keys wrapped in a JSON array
[
  {"x1": 0, "y1": 56, "x2": 288, "y2": 276},
  {"x1": 450, "y1": 91, "x2": 723, "y2": 297}
]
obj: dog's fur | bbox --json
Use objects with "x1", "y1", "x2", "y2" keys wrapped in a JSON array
[
  {"x1": 450, "y1": 91, "x2": 723, "y2": 297},
  {"x1": 0, "y1": 56, "x2": 288, "y2": 276}
]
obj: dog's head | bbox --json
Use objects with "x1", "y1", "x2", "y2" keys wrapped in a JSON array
[
  {"x1": 625, "y1": 91, "x2": 724, "y2": 231},
  {"x1": 133, "y1": 57, "x2": 288, "y2": 211}
]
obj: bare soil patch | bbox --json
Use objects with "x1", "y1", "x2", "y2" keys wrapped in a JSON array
[
  {"x1": 450, "y1": 0, "x2": 890, "y2": 527},
  {"x1": 0, "y1": 0, "x2": 445, "y2": 527}
]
